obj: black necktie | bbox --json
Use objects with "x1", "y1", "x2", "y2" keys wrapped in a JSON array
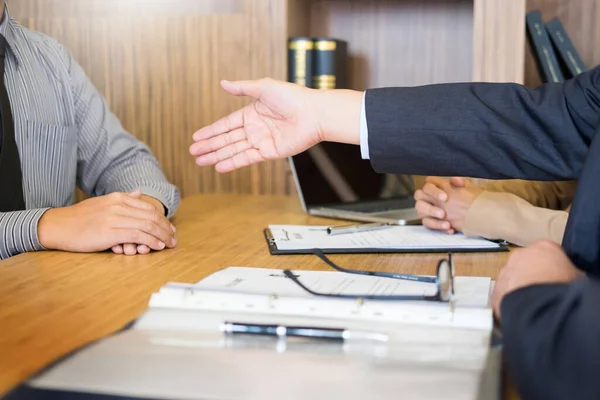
[{"x1": 0, "y1": 34, "x2": 25, "y2": 212}]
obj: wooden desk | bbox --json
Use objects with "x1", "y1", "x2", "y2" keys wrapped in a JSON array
[{"x1": 0, "y1": 194, "x2": 514, "y2": 397}]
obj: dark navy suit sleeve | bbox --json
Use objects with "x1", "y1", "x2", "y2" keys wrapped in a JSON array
[
  {"x1": 500, "y1": 278, "x2": 600, "y2": 400},
  {"x1": 365, "y1": 65, "x2": 600, "y2": 180},
  {"x1": 364, "y1": 66, "x2": 600, "y2": 400}
]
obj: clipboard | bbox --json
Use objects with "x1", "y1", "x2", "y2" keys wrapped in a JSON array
[{"x1": 264, "y1": 225, "x2": 509, "y2": 255}]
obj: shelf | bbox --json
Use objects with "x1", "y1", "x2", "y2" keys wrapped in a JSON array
[{"x1": 286, "y1": 0, "x2": 525, "y2": 90}]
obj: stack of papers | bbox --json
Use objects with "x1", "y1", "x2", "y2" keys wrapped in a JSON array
[{"x1": 146, "y1": 267, "x2": 493, "y2": 331}]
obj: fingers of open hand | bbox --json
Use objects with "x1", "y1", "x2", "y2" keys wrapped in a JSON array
[
  {"x1": 220, "y1": 79, "x2": 265, "y2": 98},
  {"x1": 192, "y1": 108, "x2": 245, "y2": 142},
  {"x1": 191, "y1": 126, "x2": 248, "y2": 158},
  {"x1": 194, "y1": 132, "x2": 252, "y2": 167},
  {"x1": 214, "y1": 149, "x2": 264, "y2": 173}
]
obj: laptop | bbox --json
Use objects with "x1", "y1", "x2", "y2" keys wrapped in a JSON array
[{"x1": 289, "y1": 143, "x2": 421, "y2": 225}]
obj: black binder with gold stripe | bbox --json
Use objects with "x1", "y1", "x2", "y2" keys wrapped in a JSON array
[{"x1": 312, "y1": 38, "x2": 347, "y2": 89}]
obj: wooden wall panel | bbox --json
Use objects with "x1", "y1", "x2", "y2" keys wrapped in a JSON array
[
  {"x1": 9, "y1": 0, "x2": 291, "y2": 198},
  {"x1": 307, "y1": 0, "x2": 474, "y2": 90},
  {"x1": 473, "y1": 0, "x2": 526, "y2": 84},
  {"x1": 525, "y1": 0, "x2": 600, "y2": 87}
]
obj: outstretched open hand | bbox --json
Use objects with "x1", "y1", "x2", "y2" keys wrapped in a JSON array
[{"x1": 190, "y1": 78, "x2": 323, "y2": 173}]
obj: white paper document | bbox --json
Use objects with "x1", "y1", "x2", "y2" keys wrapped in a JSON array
[
  {"x1": 268, "y1": 224, "x2": 501, "y2": 251},
  {"x1": 194, "y1": 266, "x2": 492, "y2": 308},
  {"x1": 147, "y1": 267, "x2": 493, "y2": 331}
]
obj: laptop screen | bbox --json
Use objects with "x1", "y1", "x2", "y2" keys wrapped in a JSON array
[{"x1": 290, "y1": 143, "x2": 414, "y2": 207}]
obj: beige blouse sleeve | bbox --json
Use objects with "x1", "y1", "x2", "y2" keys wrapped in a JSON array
[
  {"x1": 478, "y1": 180, "x2": 577, "y2": 210},
  {"x1": 462, "y1": 191, "x2": 569, "y2": 246}
]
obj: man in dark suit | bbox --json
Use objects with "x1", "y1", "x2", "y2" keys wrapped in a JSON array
[{"x1": 189, "y1": 66, "x2": 600, "y2": 399}]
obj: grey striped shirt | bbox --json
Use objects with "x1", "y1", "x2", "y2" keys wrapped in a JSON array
[{"x1": 0, "y1": 13, "x2": 180, "y2": 260}]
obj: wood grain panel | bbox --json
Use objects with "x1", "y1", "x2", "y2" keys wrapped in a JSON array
[
  {"x1": 472, "y1": 0, "x2": 526, "y2": 83},
  {"x1": 307, "y1": 0, "x2": 474, "y2": 90},
  {"x1": 10, "y1": 0, "x2": 244, "y2": 16},
  {"x1": 9, "y1": 0, "x2": 291, "y2": 198},
  {"x1": 287, "y1": 0, "x2": 311, "y2": 39},
  {"x1": 525, "y1": 0, "x2": 600, "y2": 87},
  {"x1": 0, "y1": 194, "x2": 511, "y2": 395}
]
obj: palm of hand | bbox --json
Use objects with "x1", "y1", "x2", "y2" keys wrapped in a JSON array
[
  {"x1": 242, "y1": 94, "x2": 321, "y2": 161},
  {"x1": 191, "y1": 79, "x2": 322, "y2": 173}
]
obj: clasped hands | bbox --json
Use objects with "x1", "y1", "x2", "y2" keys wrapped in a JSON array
[
  {"x1": 414, "y1": 176, "x2": 482, "y2": 235},
  {"x1": 414, "y1": 176, "x2": 582, "y2": 317},
  {"x1": 38, "y1": 190, "x2": 176, "y2": 256}
]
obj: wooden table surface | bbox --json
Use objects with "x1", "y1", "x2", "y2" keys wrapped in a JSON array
[{"x1": 0, "y1": 194, "x2": 516, "y2": 398}]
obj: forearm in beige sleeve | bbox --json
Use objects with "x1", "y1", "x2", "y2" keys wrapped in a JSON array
[
  {"x1": 477, "y1": 180, "x2": 576, "y2": 210},
  {"x1": 462, "y1": 191, "x2": 569, "y2": 247}
]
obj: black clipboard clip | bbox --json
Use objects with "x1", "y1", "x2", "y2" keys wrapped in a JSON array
[{"x1": 265, "y1": 228, "x2": 290, "y2": 244}]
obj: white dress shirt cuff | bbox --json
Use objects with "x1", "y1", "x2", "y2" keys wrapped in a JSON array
[{"x1": 359, "y1": 91, "x2": 370, "y2": 159}]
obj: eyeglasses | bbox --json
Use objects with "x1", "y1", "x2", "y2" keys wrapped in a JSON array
[{"x1": 283, "y1": 249, "x2": 455, "y2": 302}]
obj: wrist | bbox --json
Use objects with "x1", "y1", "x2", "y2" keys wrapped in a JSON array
[
  {"x1": 316, "y1": 89, "x2": 363, "y2": 145},
  {"x1": 37, "y1": 208, "x2": 63, "y2": 250},
  {"x1": 141, "y1": 195, "x2": 166, "y2": 215}
]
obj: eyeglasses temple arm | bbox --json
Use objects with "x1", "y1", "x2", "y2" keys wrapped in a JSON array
[{"x1": 312, "y1": 249, "x2": 437, "y2": 283}]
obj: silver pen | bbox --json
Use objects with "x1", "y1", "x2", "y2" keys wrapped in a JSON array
[{"x1": 327, "y1": 222, "x2": 391, "y2": 236}]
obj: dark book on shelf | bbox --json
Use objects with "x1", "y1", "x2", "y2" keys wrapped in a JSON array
[
  {"x1": 288, "y1": 37, "x2": 314, "y2": 87},
  {"x1": 525, "y1": 11, "x2": 564, "y2": 83},
  {"x1": 312, "y1": 38, "x2": 348, "y2": 89},
  {"x1": 545, "y1": 17, "x2": 587, "y2": 78}
]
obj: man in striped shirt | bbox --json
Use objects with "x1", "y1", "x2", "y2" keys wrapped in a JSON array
[{"x1": 0, "y1": 4, "x2": 180, "y2": 260}]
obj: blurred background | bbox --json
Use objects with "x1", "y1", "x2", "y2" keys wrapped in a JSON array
[{"x1": 10, "y1": 0, "x2": 600, "y2": 200}]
